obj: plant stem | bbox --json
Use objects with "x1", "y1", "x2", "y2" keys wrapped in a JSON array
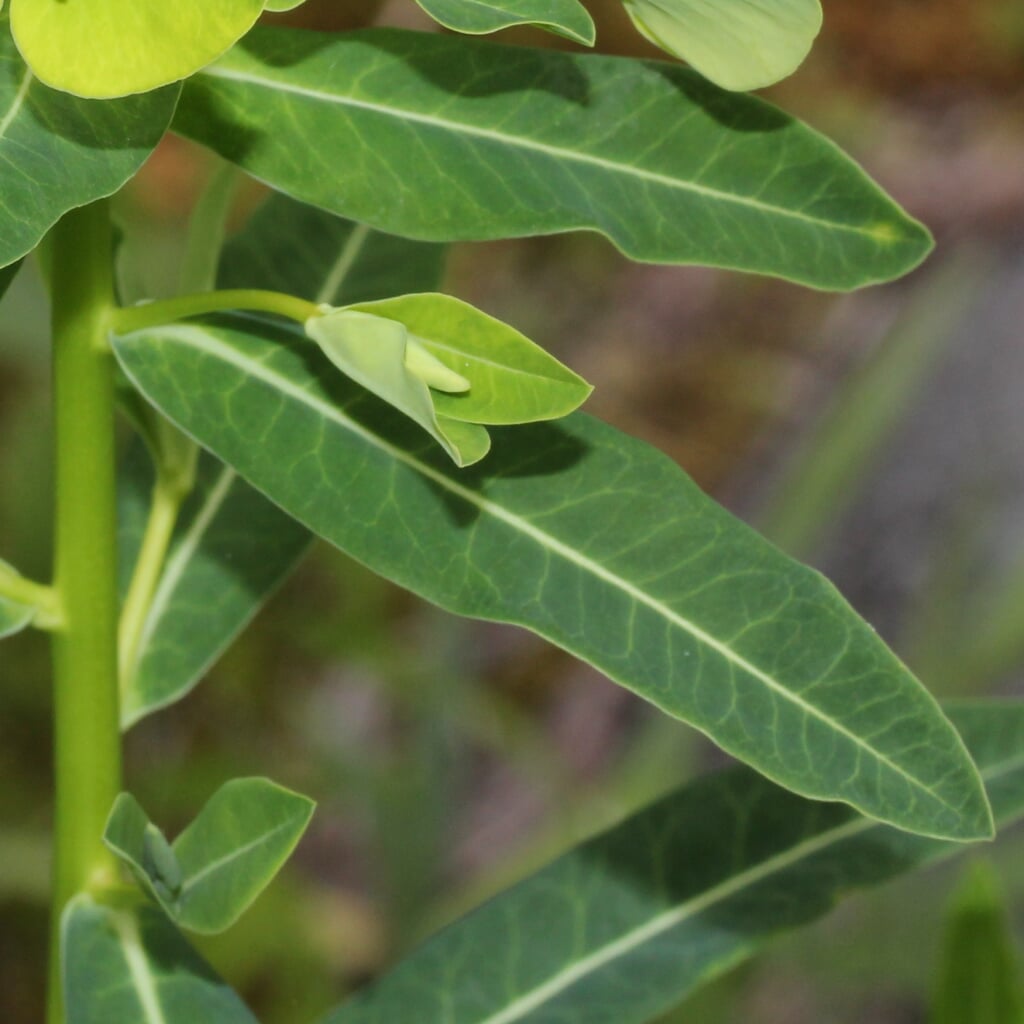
[
  {"x1": 113, "y1": 288, "x2": 320, "y2": 334},
  {"x1": 47, "y1": 200, "x2": 122, "y2": 1024}
]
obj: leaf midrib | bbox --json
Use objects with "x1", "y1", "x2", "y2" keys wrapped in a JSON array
[
  {"x1": 118, "y1": 321, "x2": 966, "y2": 821},
  {"x1": 199, "y1": 63, "x2": 886, "y2": 243},
  {"x1": 179, "y1": 817, "x2": 299, "y2": 894},
  {"x1": 0, "y1": 69, "x2": 32, "y2": 143},
  {"x1": 112, "y1": 910, "x2": 169, "y2": 1024}
]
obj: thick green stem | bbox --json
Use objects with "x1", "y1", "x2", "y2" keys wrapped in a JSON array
[
  {"x1": 47, "y1": 201, "x2": 122, "y2": 1024},
  {"x1": 113, "y1": 288, "x2": 320, "y2": 334}
]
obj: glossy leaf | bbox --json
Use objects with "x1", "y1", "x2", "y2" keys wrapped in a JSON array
[
  {"x1": 112, "y1": 313, "x2": 992, "y2": 841},
  {"x1": 11, "y1": 0, "x2": 263, "y2": 98},
  {"x1": 103, "y1": 777, "x2": 316, "y2": 934},
  {"x1": 174, "y1": 28, "x2": 932, "y2": 291},
  {"x1": 0, "y1": 19, "x2": 179, "y2": 268},
  {"x1": 119, "y1": 196, "x2": 446, "y2": 727},
  {"x1": 320, "y1": 702, "x2": 1024, "y2": 1024},
  {"x1": 932, "y1": 860, "x2": 1024, "y2": 1024},
  {"x1": 623, "y1": 0, "x2": 822, "y2": 92},
  {"x1": 415, "y1": 0, "x2": 595, "y2": 46},
  {"x1": 63, "y1": 894, "x2": 259, "y2": 1024},
  {"x1": 337, "y1": 294, "x2": 593, "y2": 425},
  {"x1": 0, "y1": 559, "x2": 35, "y2": 638}
]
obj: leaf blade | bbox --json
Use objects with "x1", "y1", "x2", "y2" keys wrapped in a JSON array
[
  {"x1": 112, "y1": 314, "x2": 992, "y2": 841},
  {"x1": 0, "y1": 17, "x2": 178, "y2": 268},
  {"x1": 319, "y1": 701, "x2": 1024, "y2": 1024},
  {"x1": 415, "y1": 0, "x2": 596, "y2": 46},
  {"x1": 120, "y1": 195, "x2": 447, "y2": 726},
  {"x1": 63, "y1": 895, "x2": 259, "y2": 1024},
  {"x1": 173, "y1": 28, "x2": 931, "y2": 291}
]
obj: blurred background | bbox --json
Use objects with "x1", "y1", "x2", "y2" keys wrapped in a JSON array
[{"x1": 2, "y1": 0, "x2": 1023, "y2": 1020}]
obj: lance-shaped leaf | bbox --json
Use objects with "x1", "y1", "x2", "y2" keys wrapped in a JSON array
[
  {"x1": 319, "y1": 702, "x2": 1024, "y2": 1024},
  {"x1": 623, "y1": 0, "x2": 822, "y2": 92},
  {"x1": 173, "y1": 28, "x2": 932, "y2": 291},
  {"x1": 10, "y1": 0, "x2": 263, "y2": 98},
  {"x1": 104, "y1": 777, "x2": 316, "y2": 934},
  {"x1": 415, "y1": 0, "x2": 595, "y2": 46},
  {"x1": 119, "y1": 196, "x2": 447, "y2": 727},
  {"x1": 63, "y1": 894, "x2": 259, "y2": 1024},
  {"x1": 932, "y1": 860, "x2": 1024, "y2": 1024},
  {"x1": 0, "y1": 19, "x2": 178, "y2": 268},
  {"x1": 0, "y1": 559, "x2": 36, "y2": 638},
  {"x1": 112, "y1": 314, "x2": 993, "y2": 841}
]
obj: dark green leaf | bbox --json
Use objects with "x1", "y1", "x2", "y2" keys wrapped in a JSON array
[
  {"x1": 63, "y1": 894, "x2": 259, "y2": 1024},
  {"x1": 0, "y1": 16, "x2": 178, "y2": 269},
  {"x1": 319, "y1": 701, "x2": 1024, "y2": 1024},
  {"x1": 119, "y1": 195, "x2": 446, "y2": 726},
  {"x1": 112, "y1": 313, "x2": 992, "y2": 841},
  {"x1": 103, "y1": 778, "x2": 316, "y2": 934},
  {"x1": 174, "y1": 28, "x2": 931, "y2": 291},
  {"x1": 414, "y1": 0, "x2": 595, "y2": 46},
  {"x1": 931, "y1": 860, "x2": 1024, "y2": 1024}
]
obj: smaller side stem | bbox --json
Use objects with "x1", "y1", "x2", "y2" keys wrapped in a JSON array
[
  {"x1": 0, "y1": 563, "x2": 60, "y2": 626},
  {"x1": 113, "y1": 289, "x2": 320, "y2": 334},
  {"x1": 118, "y1": 477, "x2": 185, "y2": 695}
]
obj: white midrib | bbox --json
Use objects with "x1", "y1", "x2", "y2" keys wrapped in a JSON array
[
  {"x1": 112, "y1": 911, "x2": 168, "y2": 1024},
  {"x1": 0, "y1": 69, "x2": 32, "y2": 142},
  {"x1": 316, "y1": 223, "x2": 371, "y2": 305},
  {"x1": 201, "y1": 64, "x2": 878, "y2": 241},
  {"x1": 124, "y1": 323, "x2": 956, "y2": 814},
  {"x1": 180, "y1": 819, "x2": 297, "y2": 892},
  {"x1": 476, "y1": 749, "x2": 1023, "y2": 1024}
]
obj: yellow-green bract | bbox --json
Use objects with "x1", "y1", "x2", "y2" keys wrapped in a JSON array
[
  {"x1": 10, "y1": 0, "x2": 264, "y2": 97},
  {"x1": 305, "y1": 293, "x2": 592, "y2": 467},
  {"x1": 621, "y1": 0, "x2": 823, "y2": 91}
]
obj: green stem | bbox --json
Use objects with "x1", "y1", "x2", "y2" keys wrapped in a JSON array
[
  {"x1": 113, "y1": 288, "x2": 320, "y2": 334},
  {"x1": 118, "y1": 476, "x2": 185, "y2": 695},
  {"x1": 47, "y1": 201, "x2": 122, "y2": 1024},
  {"x1": 0, "y1": 562, "x2": 60, "y2": 627}
]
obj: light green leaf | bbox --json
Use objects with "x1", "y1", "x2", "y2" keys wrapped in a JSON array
[
  {"x1": 118, "y1": 196, "x2": 447, "y2": 727},
  {"x1": 932, "y1": 860, "x2": 1024, "y2": 1024},
  {"x1": 10, "y1": 0, "x2": 263, "y2": 98},
  {"x1": 112, "y1": 314, "x2": 993, "y2": 842},
  {"x1": 307, "y1": 309, "x2": 491, "y2": 467},
  {"x1": 104, "y1": 778, "x2": 316, "y2": 934},
  {"x1": 174, "y1": 27, "x2": 932, "y2": 291},
  {"x1": 0, "y1": 559, "x2": 36, "y2": 638},
  {"x1": 623, "y1": 0, "x2": 822, "y2": 92},
  {"x1": 339, "y1": 294, "x2": 593, "y2": 425},
  {"x1": 415, "y1": 0, "x2": 595, "y2": 46},
  {"x1": 63, "y1": 894, "x2": 259, "y2": 1024},
  {"x1": 320, "y1": 702, "x2": 1024, "y2": 1024},
  {"x1": 265, "y1": 0, "x2": 305, "y2": 9},
  {"x1": 0, "y1": 19, "x2": 178, "y2": 268}
]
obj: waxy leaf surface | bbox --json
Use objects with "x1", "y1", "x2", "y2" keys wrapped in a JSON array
[
  {"x1": 113, "y1": 314, "x2": 992, "y2": 841},
  {"x1": 11, "y1": 0, "x2": 263, "y2": 98},
  {"x1": 0, "y1": 19, "x2": 178, "y2": 268},
  {"x1": 320, "y1": 702, "x2": 1024, "y2": 1024},
  {"x1": 119, "y1": 195, "x2": 446, "y2": 726},
  {"x1": 623, "y1": 0, "x2": 822, "y2": 91},
  {"x1": 104, "y1": 778, "x2": 315, "y2": 934},
  {"x1": 174, "y1": 28, "x2": 931, "y2": 290},
  {"x1": 0, "y1": 559, "x2": 35, "y2": 638},
  {"x1": 415, "y1": 0, "x2": 595, "y2": 46},
  {"x1": 63, "y1": 895, "x2": 258, "y2": 1024}
]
